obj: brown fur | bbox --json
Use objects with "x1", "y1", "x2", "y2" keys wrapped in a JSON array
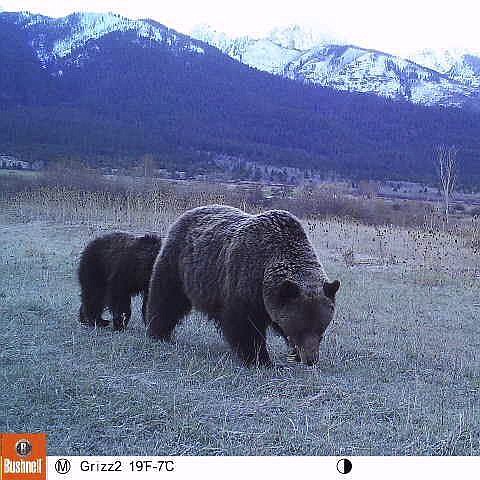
[{"x1": 146, "y1": 205, "x2": 339, "y2": 366}]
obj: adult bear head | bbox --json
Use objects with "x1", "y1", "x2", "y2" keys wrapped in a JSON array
[{"x1": 264, "y1": 279, "x2": 340, "y2": 366}]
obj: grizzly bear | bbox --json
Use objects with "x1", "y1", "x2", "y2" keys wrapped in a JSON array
[
  {"x1": 146, "y1": 205, "x2": 340, "y2": 366},
  {"x1": 78, "y1": 232, "x2": 162, "y2": 331}
]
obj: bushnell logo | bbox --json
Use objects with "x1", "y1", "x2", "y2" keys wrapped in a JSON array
[
  {"x1": 1, "y1": 433, "x2": 47, "y2": 479},
  {"x1": 15, "y1": 439, "x2": 33, "y2": 457}
]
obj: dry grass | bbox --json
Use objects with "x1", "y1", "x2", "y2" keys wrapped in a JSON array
[{"x1": 0, "y1": 187, "x2": 479, "y2": 455}]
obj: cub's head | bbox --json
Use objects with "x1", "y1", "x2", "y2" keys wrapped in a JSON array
[{"x1": 264, "y1": 279, "x2": 340, "y2": 366}]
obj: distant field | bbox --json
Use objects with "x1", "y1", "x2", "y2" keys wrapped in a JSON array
[
  {"x1": 0, "y1": 189, "x2": 479, "y2": 455},
  {"x1": 0, "y1": 168, "x2": 37, "y2": 177}
]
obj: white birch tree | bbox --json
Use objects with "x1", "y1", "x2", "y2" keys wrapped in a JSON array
[{"x1": 435, "y1": 145, "x2": 458, "y2": 225}]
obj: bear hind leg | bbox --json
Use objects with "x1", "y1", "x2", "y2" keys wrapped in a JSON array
[
  {"x1": 146, "y1": 264, "x2": 191, "y2": 341},
  {"x1": 108, "y1": 288, "x2": 132, "y2": 331},
  {"x1": 147, "y1": 287, "x2": 191, "y2": 340}
]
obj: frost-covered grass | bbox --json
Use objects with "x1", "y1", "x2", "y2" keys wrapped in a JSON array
[{"x1": 0, "y1": 193, "x2": 479, "y2": 455}]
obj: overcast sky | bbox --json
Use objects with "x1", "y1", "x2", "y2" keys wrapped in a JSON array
[{"x1": 1, "y1": 0, "x2": 479, "y2": 54}]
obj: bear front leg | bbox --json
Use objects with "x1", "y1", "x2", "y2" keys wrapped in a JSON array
[
  {"x1": 222, "y1": 309, "x2": 272, "y2": 367},
  {"x1": 79, "y1": 285, "x2": 109, "y2": 327}
]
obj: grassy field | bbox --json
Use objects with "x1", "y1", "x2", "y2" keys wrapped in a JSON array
[{"x1": 0, "y1": 188, "x2": 479, "y2": 455}]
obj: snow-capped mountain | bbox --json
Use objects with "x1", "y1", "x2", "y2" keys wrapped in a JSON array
[
  {"x1": 4, "y1": 11, "x2": 205, "y2": 67},
  {"x1": 191, "y1": 24, "x2": 300, "y2": 75},
  {"x1": 406, "y1": 48, "x2": 480, "y2": 89},
  {"x1": 407, "y1": 48, "x2": 466, "y2": 74},
  {"x1": 448, "y1": 54, "x2": 480, "y2": 89},
  {"x1": 265, "y1": 25, "x2": 340, "y2": 51},
  {"x1": 283, "y1": 45, "x2": 475, "y2": 106},
  {"x1": 2, "y1": 11, "x2": 480, "y2": 109},
  {"x1": 191, "y1": 25, "x2": 480, "y2": 108},
  {"x1": 191, "y1": 24, "x2": 342, "y2": 76}
]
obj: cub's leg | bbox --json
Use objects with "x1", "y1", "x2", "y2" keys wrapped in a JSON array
[
  {"x1": 79, "y1": 280, "x2": 109, "y2": 327},
  {"x1": 109, "y1": 288, "x2": 132, "y2": 331}
]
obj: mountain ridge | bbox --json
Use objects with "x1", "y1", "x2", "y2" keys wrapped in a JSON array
[
  {"x1": 4, "y1": 10, "x2": 207, "y2": 66},
  {"x1": 3, "y1": 11, "x2": 480, "y2": 107},
  {"x1": 191, "y1": 24, "x2": 480, "y2": 108}
]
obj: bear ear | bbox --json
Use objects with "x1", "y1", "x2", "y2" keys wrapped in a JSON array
[
  {"x1": 323, "y1": 280, "x2": 340, "y2": 300},
  {"x1": 278, "y1": 280, "x2": 301, "y2": 302}
]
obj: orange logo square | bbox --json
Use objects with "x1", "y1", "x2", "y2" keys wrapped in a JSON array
[{"x1": 0, "y1": 433, "x2": 47, "y2": 480}]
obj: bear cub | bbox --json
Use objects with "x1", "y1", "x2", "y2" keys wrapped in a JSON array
[
  {"x1": 78, "y1": 232, "x2": 162, "y2": 330},
  {"x1": 146, "y1": 205, "x2": 339, "y2": 366}
]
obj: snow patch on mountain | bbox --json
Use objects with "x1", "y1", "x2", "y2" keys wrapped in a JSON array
[
  {"x1": 53, "y1": 13, "x2": 136, "y2": 58},
  {"x1": 407, "y1": 48, "x2": 480, "y2": 89},
  {"x1": 407, "y1": 48, "x2": 465, "y2": 74},
  {"x1": 448, "y1": 54, "x2": 480, "y2": 88},
  {"x1": 192, "y1": 25, "x2": 479, "y2": 107},
  {"x1": 283, "y1": 45, "x2": 475, "y2": 106},
  {"x1": 192, "y1": 24, "x2": 299, "y2": 74},
  {"x1": 9, "y1": 11, "x2": 204, "y2": 65},
  {"x1": 190, "y1": 24, "x2": 234, "y2": 52},
  {"x1": 267, "y1": 24, "x2": 340, "y2": 51}
]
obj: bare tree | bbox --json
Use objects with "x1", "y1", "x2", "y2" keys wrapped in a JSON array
[{"x1": 435, "y1": 145, "x2": 459, "y2": 225}]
